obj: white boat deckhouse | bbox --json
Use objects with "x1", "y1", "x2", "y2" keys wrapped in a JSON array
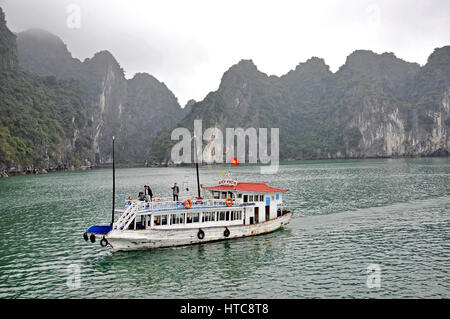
[{"x1": 202, "y1": 180, "x2": 288, "y2": 224}]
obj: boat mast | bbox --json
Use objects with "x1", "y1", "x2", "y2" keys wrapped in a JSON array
[
  {"x1": 111, "y1": 136, "x2": 115, "y2": 226},
  {"x1": 196, "y1": 162, "x2": 201, "y2": 198},
  {"x1": 194, "y1": 134, "x2": 201, "y2": 198}
]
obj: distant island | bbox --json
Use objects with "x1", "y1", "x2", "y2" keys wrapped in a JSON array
[{"x1": 0, "y1": 6, "x2": 449, "y2": 177}]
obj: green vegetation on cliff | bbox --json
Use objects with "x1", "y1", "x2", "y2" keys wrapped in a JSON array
[{"x1": 0, "y1": 70, "x2": 92, "y2": 169}]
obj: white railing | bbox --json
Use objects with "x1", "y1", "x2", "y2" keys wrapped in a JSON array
[
  {"x1": 147, "y1": 197, "x2": 242, "y2": 212},
  {"x1": 113, "y1": 201, "x2": 143, "y2": 230}
]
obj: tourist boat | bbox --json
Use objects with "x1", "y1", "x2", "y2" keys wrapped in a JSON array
[{"x1": 83, "y1": 138, "x2": 293, "y2": 251}]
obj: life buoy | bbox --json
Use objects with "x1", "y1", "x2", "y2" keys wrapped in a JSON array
[
  {"x1": 225, "y1": 197, "x2": 233, "y2": 207},
  {"x1": 100, "y1": 237, "x2": 108, "y2": 247},
  {"x1": 89, "y1": 234, "x2": 96, "y2": 243},
  {"x1": 83, "y1": 232, "x2": 88, "y2": 241},
  {"x1": 197, "y1": 229, "x2": 205, "y2": 240},
  {"x1": 224, "y1": 227, "x2": 230, "y2": 237},
  {"x1": 184, "y1": 199, "x2": 192, "y2": 209}
]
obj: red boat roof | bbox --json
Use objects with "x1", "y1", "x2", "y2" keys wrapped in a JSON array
[{"x1": 202, "y1": 182, "x2": 288, "y2": 193}]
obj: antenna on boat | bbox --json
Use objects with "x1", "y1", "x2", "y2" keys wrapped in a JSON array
[{"x1": 111, "y1": 136, "x2": 115, "y2": 226}]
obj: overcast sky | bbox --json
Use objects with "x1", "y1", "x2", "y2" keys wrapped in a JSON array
[{"x1": 1, "y1": 0, "x2": 449, "y2": 106}]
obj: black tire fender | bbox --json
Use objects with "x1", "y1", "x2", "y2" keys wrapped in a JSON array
[
  {"x1": 224, "y1": 227, "x2": 230, "y2": 237},
  {"x1": 83, "y1": 232, "x2": 88, "y2": 241},
  {"x1": 89, "y1": 234, "x2": 96, "y2": 243},
  {"x1": 100, "y1": 237, "x2": 108, "y2": 247},
  {"x1": 197, "y1": 229, "x2": 205, "y2": 240}
]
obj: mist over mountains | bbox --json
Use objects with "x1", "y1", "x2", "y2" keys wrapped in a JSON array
[{"x1": 0, "y1": 6, "x2": 449, "y2": 173}]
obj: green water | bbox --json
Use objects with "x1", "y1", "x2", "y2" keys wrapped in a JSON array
[{"x1": 0, "y1": 159, "x2": 449, "y2": 298}]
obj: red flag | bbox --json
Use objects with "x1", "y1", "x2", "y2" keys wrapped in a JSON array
[{"x1": 230, "y1": 157, "x2": 239, "y2": 165}]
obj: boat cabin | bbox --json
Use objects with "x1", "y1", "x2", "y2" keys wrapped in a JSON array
[{"x1": 202, "y1": 181, "x2": 288, "y2": 225}]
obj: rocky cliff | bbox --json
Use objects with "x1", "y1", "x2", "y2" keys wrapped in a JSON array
[
  {"x1": 0, "y1": 8, "x2": 17, "y2": 70},
  {"x1": 2, "y1": 4, "x2": 449, "y2": 170},
  {"x1": 16, "y1": 28, "x2": 185, "y2": 165},
  {"x1": 149, "y1": 49, "x2": 450, "y2": 162},
  {"x1": 0, "y1": 9, "x2": 94, "y2": 172}
]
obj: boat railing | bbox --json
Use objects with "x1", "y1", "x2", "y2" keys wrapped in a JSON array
[
  {"x1": 123, "y1": 197, "x2": 241, "y2": 213},
  {"x1": 113, "y1": 201, "x2": 140, "y2": 230}
]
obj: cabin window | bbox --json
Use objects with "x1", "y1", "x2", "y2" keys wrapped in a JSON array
[
  {"x1": 171, "y1": 213, "x2": 185, "y2": 225},
  {"x1": 211, "y1": 212, "x2": 215, "y2": 221},
  {"x1": 238, "y1": 194, "x2": 242, "y2": 198},
  {"x1": 212, "y1": 191, "x2": 220, "y2": 199},
  {"x1": 187, "y1": 213, "x2": 198, "y2": 223},
  {"x1": 243, "y1": 195, "x2": 248, "y2": 203},
  {"x1": 219, "y1": 211, "x2": 226, "y2": 221},
  {"x1": 221, "y1": 192, "x2": 228, "y2": 199},
  {"x1": 202, "y1": 212, "x2": 212, "y2": 222},
  {"x1": 228, "y1": 192, "x2": 234, "y2": 198},
  {"x1": 161, "y1": 215, "x2": 168, "y2": 225},
  {"x1": 259, "y1": 195, "x2": 264, "y2": 201},
  {"x1": 276, "y1": 194, "x2": 280, "y2": 200},
  {"x1": 249, "y1": 195, "x2": 253, "y2": 202},
  {"x1": 193, "y1": 212, "x2": 200, "y2": 223},
  {"x1": 226, "y1": 211, "x2": 230, "y2": 221}
]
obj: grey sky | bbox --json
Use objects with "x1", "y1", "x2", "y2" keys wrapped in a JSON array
[{"x1": 1, "y1": 0, "x2": 449, "y2": 106}]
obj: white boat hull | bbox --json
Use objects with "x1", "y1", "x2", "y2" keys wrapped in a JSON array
[{"x1": 106, "y1": 211, "x2": 293, "y2": 251}]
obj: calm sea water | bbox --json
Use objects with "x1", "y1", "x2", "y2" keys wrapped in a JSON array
[{"x1": 0, "y1": 159, "x2": 449, "y2": 298}]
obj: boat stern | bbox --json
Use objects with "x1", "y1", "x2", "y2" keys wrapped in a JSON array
[{"x1": 83, "y1": 225, "x2": 112, "y2": 247}]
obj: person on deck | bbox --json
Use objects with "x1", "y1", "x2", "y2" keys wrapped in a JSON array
[
  {"x1": 172, "y1": 183, "x2": 180, "y2": 202},
  {"x1": 144, "y1": 185, "x2": 153, "y2": 202},
  {"x1": 138, "y1": 192, "x2": 145, "y2": 201}
]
